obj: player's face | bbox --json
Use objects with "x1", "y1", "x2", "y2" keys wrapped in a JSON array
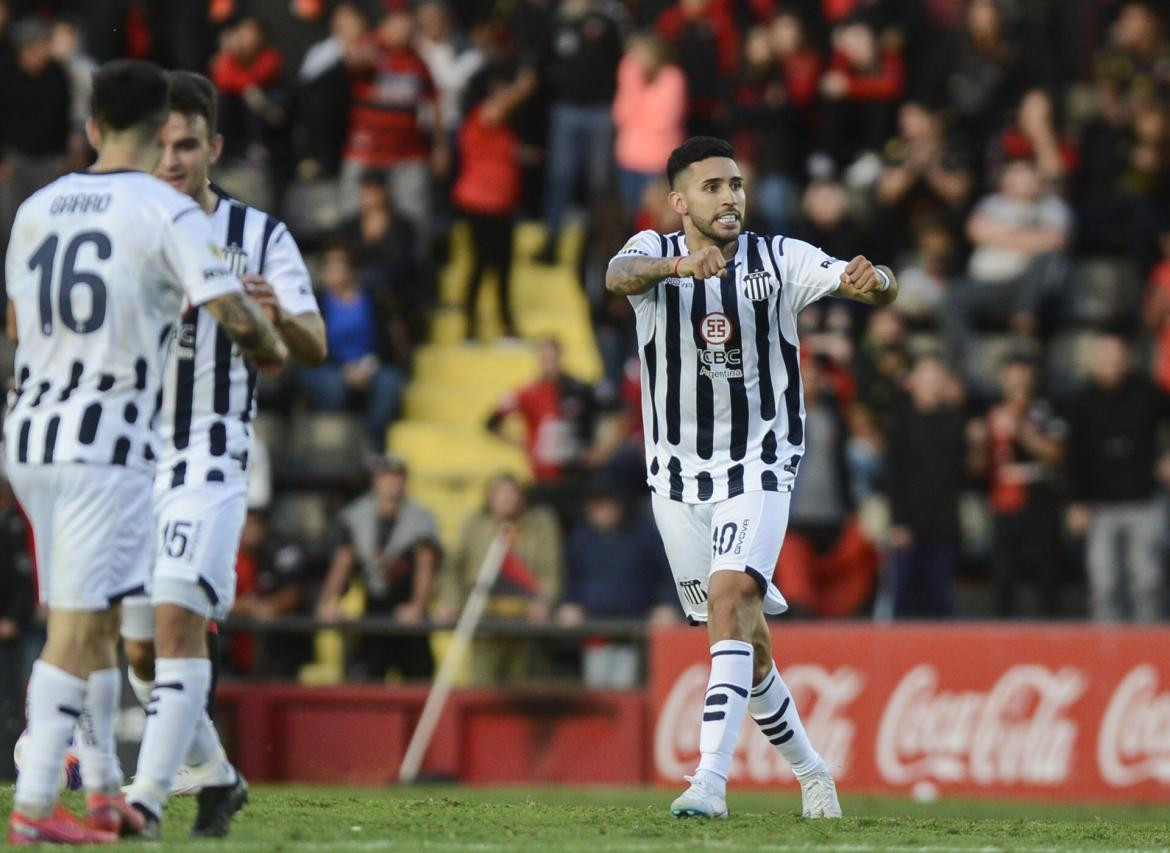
[
  {"x1": 156, "y1": 112, "x2": 215, "y2": 200},
  {"x1": 672, "y1": 157, "x2": 746, "y2": 247}
]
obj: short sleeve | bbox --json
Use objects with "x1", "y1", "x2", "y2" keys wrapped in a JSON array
[
  {"x1": 610, "y1": 229, "x2": 665, "y2": 315},
  {"x1": 777, "y1": 236, "x2": 846, "y2": 313},
  {"x1": 263, "y1": 224, "x2": 320, "y2": 317},
  {"x1": 161, "y1": 205, "x2": 242, "y2": 306}
]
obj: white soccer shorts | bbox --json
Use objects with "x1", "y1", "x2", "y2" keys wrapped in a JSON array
[
  {"x1": 7, "y1": 462, "x2": 152, "y2": 611},
  {"x1": 150, "y1": 478, "x2": 247, "y2": 621},
  {"x1": 651, "y1": 489, "x2": 791, "y2": 623}
]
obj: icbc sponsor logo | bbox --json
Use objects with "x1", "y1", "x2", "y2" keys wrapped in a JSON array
[
  {"x1": 1098, "y1": 665, "x2": 1170, "y2": 786},
  {"x1": 654, "y1": 663, "x2": 862, "y2": 784},
  {"x1": 875, "y1": 664, "x2": 1085, "y2": 787}
]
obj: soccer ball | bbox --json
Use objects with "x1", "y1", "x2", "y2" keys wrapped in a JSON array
[{"x1": 13, "y1": 729, "x2": 84, "y2": 792}]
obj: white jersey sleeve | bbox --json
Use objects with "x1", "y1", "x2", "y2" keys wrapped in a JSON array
[
  {"x1": 610, "y1": 229, "x2": 667, "y2": 310},
  {"x1": 160, "y1": 206, "x2": 243, "y2": 307},
  {"x1": 777, "y1": 236, "x2": 847, "y2": 313},
  {"x1": 262, "y1": 224, "x2": 320, "y2": 316}
]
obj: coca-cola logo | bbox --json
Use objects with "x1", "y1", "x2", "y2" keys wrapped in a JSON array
[
  {"x1": 1098, "y1": 664, "x2": 1170, "y2": 787},
  {"x1": 654, "y1": 663, "x2": 862, "y2": 784},
  {"x1": 876, "y1": 664, "x2": 1085, "y2": 787}
]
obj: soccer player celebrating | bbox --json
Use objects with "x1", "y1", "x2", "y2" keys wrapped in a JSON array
[
  {"x1": 4, "y1": 59, "x2": 286, "y2": 845},
  {"x1": 116, "y1": 71, "x2": 326, "y2": 839},
  {"x1": 606, "y1": 137, "x2": 897, "y2": 820}
]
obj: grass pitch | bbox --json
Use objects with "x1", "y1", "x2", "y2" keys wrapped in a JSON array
[{"x1": 2, "y1": 784, "x2": 1166, "y2": 851}]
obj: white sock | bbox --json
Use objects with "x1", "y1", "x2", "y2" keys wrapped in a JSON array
[
  {"x1": 77, "y1": 668, "x2": 123, "y2": 795},
  {"x1": 749, "y1": 662, "x2": 822, "y2": 778},
  {"x1": 695, "y1": 639, "x2": 753, "y2": 794},
  {"x1": 184, "y1": 711, "x2": 225, "y2": 767},
  {"x1": 127, "y1": 669, "x2": 154, "y2": 709},
  {"x1": 126, "y1": 657, "x2": 210, "y2": 817},
  {"x1": 14, "y1": 661, "x2": 87, "y2": 816}
]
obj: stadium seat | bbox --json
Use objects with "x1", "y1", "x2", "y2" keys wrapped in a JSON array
[
  {"x1": 287, "y1": 411, "x2": 369, "y2": 464},
  {"x1": 269, "y1": 493, "x2": 330, "y2": 544},
  {"x1": 1065, "y1": 257, "x2": 1141, "y2": 327}
]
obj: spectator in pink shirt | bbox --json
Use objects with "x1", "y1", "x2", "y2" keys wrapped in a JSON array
[{"x1": 612, "y1": 33, "x2": 686, "y2": 219}]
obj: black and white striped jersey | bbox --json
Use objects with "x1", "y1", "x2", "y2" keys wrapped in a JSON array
[
  {"x1": 3, "y1": 171, "x2": 240, "y2": 473},
  {"x1": 157, "y1": 189, "x2": 318, "y2": 488},
  {"x1": 611, "y1": 229, "x2": 846, "y2": 504}
]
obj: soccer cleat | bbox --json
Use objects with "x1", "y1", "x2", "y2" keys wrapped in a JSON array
[
  {"x1": 798, "y1": 764, "x2": 842, "y2": 819},
  {"x1": 128, "y1": 802, "x2": 161, "y2": 840},
  {"x1": 8, "y1": 804, "x2": 119, "y2": 845},
  {"x1": 170, "y1": 747, "x2": 236, "y2": 796},
  {"x1": 670, "y1": 774, "x2": 729, "y2": 819},
  {"x1": 190, "y1": 769, "x2": 249, "y2": 838},
  {"x1": 86, "y1": 792, "x2": 147, "y2": 836}
]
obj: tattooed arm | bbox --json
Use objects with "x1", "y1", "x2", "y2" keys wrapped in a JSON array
[
  {"x1": 605, "y1": 246, "x2": 727, "y2": 296},
  {"x1": 204, "y1": 291, "x2": 289, "y2": 370}
]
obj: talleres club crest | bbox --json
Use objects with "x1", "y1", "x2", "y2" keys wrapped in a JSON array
[{"x1": 742, "y1": 269, "x2": 777, "y2": 301}]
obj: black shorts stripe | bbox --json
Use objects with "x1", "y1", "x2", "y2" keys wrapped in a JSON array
[
  {"x1": 173, "y1": 307, "x2": 198, "y2": 450},
  {"x1": 42, "y1": 416, "x2": 60, "y2": 463},
  {"x1": 748, "y1": 238, "x2": 776, "y2": 422},
  {"x1": 209, "y1": 421, "x2": 227, "y2": 456},
  {"x1": 668, "y1": 456, "x2": 684, "y2": 501},
  {"x1": 58, "y1": 361, "x2": 83, "y2": 402},
  {"x1": 718, "y1": 264, "x2": 748, "y2": 461},
  {"x1": 696, "y1": 471, "x2": 713, "y2": 501},
  {"x1": 213, "y1": 326, "x2": 233, "y2": 416},
  {"x1": 665, "y1": 284, "x2": 681, "y2": 445},
  {"x1": 16, "y1": 420, "x2": 31, "y2": 462},
  {"x1": 111, "y1": 437, "x2": 130, "y2": 465},
  {"x1": 690, "y1": 272, "x2": 714, "y2": 460},
  {"x1": 57, "y1": 705, "x2": 82, "y2": 718},
  {"x1": 643, "y1": 338, "x2": 659, "y2": 444},
  {"x1": 78, "y1": 403, "x2": 102, "y2": 444}
]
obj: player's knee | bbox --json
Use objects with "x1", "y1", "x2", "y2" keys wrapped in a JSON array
[
  {"x1": 707, "y1": 571, "x2": 762, "y2": 641},
  {"x1": 123, "y1": 639, "x2": 156, "y2": 679},
  {"x1": 154, "y1": 602, "x2": 208, "y2": 659}
]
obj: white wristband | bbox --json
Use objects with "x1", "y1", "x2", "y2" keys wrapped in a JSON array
[{"x1": 875, "y1": 268, "x2": 891, "y2": 293}]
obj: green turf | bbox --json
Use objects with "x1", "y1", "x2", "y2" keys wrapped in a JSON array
[{"x1": 3, "y1": 784, "x2": 1167, "y2": 851}]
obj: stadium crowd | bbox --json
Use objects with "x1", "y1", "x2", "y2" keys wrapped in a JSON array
[{"x1": 3, "y1": 0, "x2": 1170, "y2": 712}]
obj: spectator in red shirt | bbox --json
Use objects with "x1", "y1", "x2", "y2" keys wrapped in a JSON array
[
  {"x1": 966, "y1": 345, "x2": 1067, "y2": 618},
  {"x1": 452, "y1": 65, "x2": 528, "y2": 340},
  {"x1": 990, "y1": 88, "x2": 1079, "y2": 190},
  {"x1": 210, "y1": 16, "x2": 284, "y2": 164},
  {"x1": 818, "y1": 17, "x2": 905, "y2": 169},
  {"x1": 487, "y1": 338, "x2": 598, "y2": 487},
  {"x1": 342, "y1": 9, "x2": 449, "y2": 258},
  {"x1": 656, "y1": 0, "x2": 738, "y2": 137}
]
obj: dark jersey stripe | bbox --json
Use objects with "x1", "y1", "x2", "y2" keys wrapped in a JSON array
[
  {"x1": 668, "y1": 456, "x2": 684, "y2": 501},
  {"x1": 172, "y1": 307, "x2": 198, "y2": 450},
  {"x1": 768, "y1": 236, "x2": 803, "y2": 446},
  {"x1": 209, "y1": 421, "x2": 227, "y2": 456},
  {"x1": 58, "y1": 362, "x2": 83, "y2": 402},
  {"x1": 212, "y1": 326, "x2": 233, "y2": 415},
  {"x1": 171, "y1": 461, "x2": 187, "y2": 489},
  {"x1": 665, "y1": 272, "x2": 682, "y2": 447},
  {"x1": 727, "y1": 463, "x2": 745, "y2": 497},
  {"x1": 42, "y1": 416, "x2": 59, "y2": 462},
  {"x1": 16, "y1": 421, "x2": 30, "y2": 462},
  {"x1": 111, "y1": 436, "x2": 130, "y2": 466},
  {"x1": 643, "y1": 338, "x2": 659, "y2": 444},
  {"x1": 748, "y1": 236, "x2": 776, "y2": 421},
  {"x1": 258, "y1": 215, "x2": 278, "y2": 271},
  {"x1": 696, "y1": 471, "x2": 714, "y2": 501},
  {"x1": 719, "y1": 260, "x2": 749, "y2": 461},
  {"x1": 78, "y1": 403, "x2": 102, "y2": 444},
  {"x1": 690, "y1": 276, "x2": 714, "y2": 460},
  {"x1": 134, "y1": 358, "x2": 147, "y2": 391}
]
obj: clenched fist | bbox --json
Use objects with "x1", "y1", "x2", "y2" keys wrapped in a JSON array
[
  {"x1": 839, "y1": 255, "x2": 884, "y2": 293},
  {"x1": 677, "y1": 246, "x2": 727, "y2": 280}
]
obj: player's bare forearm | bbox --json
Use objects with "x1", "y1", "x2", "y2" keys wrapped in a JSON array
[
  {"x1": 836, "y1": 259, "x2": 899, "y2": 306},
  {"x1": 205, "y1": 291, "x2": 288, "y2": 363},
  {"x1": 279, "y1": 312, "x2": 328, "y2": 365},
  {"x1": 5, "y1": 301, "x2": 16, "y2": 342},
  {"x1": 605, "y1": 257, "x2": 678, "y2": 296}
]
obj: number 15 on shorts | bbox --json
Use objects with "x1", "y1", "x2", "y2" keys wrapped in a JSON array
[{"x1": 160, "y1": 519, "x2": 200, "y2": 563}]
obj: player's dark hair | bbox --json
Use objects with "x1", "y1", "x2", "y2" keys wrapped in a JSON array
[
  {"x1": 666, "y1": 137, "x2": 736, "y2": 187},
  {"x1": 168, "y1": 70, "x2": 218, "y2": 135},
  {"x1": 91, "y1": 59, "x2": 170, "y2": 135}
]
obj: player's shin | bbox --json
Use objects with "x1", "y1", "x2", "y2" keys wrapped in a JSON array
[
  {"x1": 125, "y1": 656, "x2": 211, "y2": 818},
  {"x1": 695, "y1": 639, "x2": 754, "y2": 794},
  {"x1": 748, "y1": 661, "x2": 822, "y2": 777},
  {"x1": 76, "y1": 668, "x2": 124, "y2": 795},
  {"x1": 14, "y1": 661, "x2": 88, "y2": 817}
]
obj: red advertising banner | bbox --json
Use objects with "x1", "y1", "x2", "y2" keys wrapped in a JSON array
[{"x1": 649, "y1": 624, "x2": 1170, "y2": 801}]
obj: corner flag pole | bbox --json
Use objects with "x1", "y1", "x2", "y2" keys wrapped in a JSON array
[{"x1": 398, "y1": 531, "x2": 509, "y2": 783}]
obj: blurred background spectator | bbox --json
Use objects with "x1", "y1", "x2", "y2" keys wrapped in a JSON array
[{"x1": 0, "y1": 463, "x2": 35, "y2": 778}]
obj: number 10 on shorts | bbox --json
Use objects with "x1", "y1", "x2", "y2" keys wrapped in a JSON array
[{"x1": 160, "y1": 519, "x2": 199, "y2": 563}]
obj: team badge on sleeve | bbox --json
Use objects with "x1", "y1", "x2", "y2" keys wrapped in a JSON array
[{"x1": 742, "y1": 270, "x2": 777, "y2": 301}]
